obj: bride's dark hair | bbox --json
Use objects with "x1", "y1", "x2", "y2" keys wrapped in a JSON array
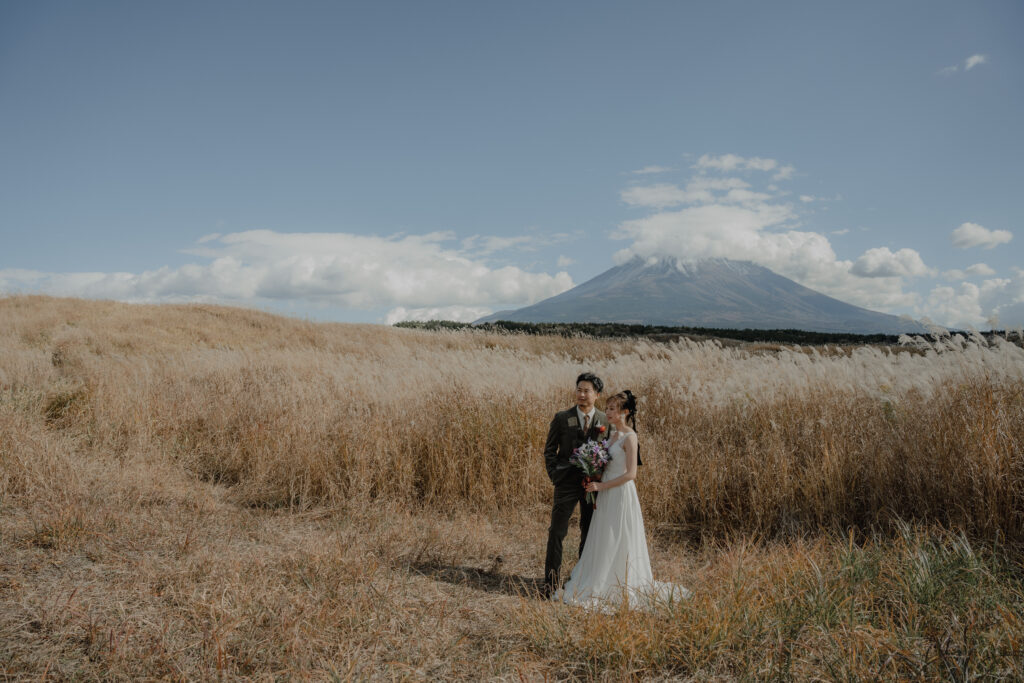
[
  {"x1": 607, "y1": 390, "x2": 642, "y2": 464},
  {"x1": 607, "y1": 390, "x2": 638, "y2": 427}
]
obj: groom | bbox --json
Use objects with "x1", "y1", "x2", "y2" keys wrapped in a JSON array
[{"x1": 543, "y1": 371, "x2": 608, "y2": 596}]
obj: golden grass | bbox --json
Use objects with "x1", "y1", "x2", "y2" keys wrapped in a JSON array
[{"x1": 2, "y1": 295, "x2": 1023, "y2": 679}]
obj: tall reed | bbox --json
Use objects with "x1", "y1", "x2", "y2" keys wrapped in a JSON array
[{"x1": 3, "y1": 295, "x2": 1022, "y2": 542}]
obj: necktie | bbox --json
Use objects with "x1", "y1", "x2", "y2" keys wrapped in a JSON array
[{"x1": 583, "y1": 414, "x2": 590, "y2": 434}]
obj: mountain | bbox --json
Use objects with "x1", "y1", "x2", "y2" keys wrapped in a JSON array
[{"x1": 476, "y1": 257, "x2": 923, "y2": 334}]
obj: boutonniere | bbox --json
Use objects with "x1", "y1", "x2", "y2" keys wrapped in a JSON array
[
  {"x1": 567, "y1": 416, "x2": 578, "y2": 427},
  {"x1": 596, "y1": 425, "x2": 606, "y2": 434}
]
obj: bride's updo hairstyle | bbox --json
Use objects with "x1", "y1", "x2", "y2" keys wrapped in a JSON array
[
  {"x1": 606, "y1": 390, "x2": 642, "y2": 464},
  {"x1": 606, "y1": 390, "x2": 638, "y2": 429}
]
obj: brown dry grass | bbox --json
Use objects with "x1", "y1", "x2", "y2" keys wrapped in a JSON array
[{"x1": 2, "y1": 295, "x2": 1023, "y2": 680}]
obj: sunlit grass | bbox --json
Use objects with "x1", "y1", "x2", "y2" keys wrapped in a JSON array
[{"x1": 1, "y1": 295, "x2": 1022, "y2": 679}]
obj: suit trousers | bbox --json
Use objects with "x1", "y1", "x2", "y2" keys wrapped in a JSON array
[{"x1": 544, "y1": 479, "x2": 594, "y2": 591}]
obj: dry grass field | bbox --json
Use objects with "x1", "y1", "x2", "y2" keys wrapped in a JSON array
[{"x1": 2, "y1": 295, "x2": 1023, "y2": 680}]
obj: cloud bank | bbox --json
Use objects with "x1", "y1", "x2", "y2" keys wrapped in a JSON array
[
  {"x1": 616, "y1": 156, "x2": 1023, "y2": 327},
  {"x1": 943, "y1": 263, "x2": 996, "y2": 281},
  {"x1": 851, "y1": 248, "x2": 933, "y2": 278},
  {"x1": 616, "y1": 155, "x2": 927, "y2": 313},
  {"x1": 0, "y1": 230, "x2": 573, "y2": 322},
  {"x1": 924, "y1": 268, "x2": 1024, "y2": 329},
  {"x1": 3, "y1": 153, "x2": 1020, "y2": 330}
]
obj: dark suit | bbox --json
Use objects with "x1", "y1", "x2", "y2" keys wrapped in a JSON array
[{"x1": 543, "y1": 406, "x2": 608, "y2": 592}]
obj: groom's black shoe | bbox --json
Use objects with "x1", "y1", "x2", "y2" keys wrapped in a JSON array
[{"x1": 542, "y1": 567, "x2": 560, "y2": 599}]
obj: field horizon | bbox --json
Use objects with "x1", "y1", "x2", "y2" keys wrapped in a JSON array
[{"x1": 2, "y1": 295, "x2": 1023, "y2": 679}]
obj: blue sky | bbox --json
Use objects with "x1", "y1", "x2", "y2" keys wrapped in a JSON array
[{"x1": 2, "y1": 0, "x2": 1022, "y2": 328}]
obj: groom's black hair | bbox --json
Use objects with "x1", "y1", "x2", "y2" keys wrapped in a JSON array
[{"x1": 576, "y1": 372, "x2": 603, "y2": 393}]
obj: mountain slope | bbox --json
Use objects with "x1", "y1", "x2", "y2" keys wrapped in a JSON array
[{"x1": 476, "y1": 258, "x2": 922, "y2": 334}]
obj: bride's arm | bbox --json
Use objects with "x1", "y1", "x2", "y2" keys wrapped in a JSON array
[{"x1": 593, "y1": 434, "x2": 638, "y2": 492}]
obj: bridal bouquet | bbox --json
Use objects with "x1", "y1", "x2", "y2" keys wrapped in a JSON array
[{"x1": 570, "y1": 437, "x2": 612, "y2": 508}]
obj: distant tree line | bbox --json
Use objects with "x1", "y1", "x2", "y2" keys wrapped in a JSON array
[
  {"x1": 393, "y1": 320, "x2": 923, "y2": 345},
  {"x1": 394, "y1": 320, "x2": 1023, "y2": 346}
]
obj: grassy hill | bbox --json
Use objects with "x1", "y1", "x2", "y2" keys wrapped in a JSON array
[{"x1": 2, "y1": 295, "x2": 1023, "y2": 679}]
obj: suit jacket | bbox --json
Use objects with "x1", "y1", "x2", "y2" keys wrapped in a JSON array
[{"x1": 544, "y1": 407, "x2": 609, "y2": 486}]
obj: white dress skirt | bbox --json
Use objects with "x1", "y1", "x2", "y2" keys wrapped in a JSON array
[{"x1": 556, "y1": 432, "x2": 691, "y2": 610}]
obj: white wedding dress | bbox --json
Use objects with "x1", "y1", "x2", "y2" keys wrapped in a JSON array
[{"x1": 556, "y1": 431, "x2": 691, "y2": 610}]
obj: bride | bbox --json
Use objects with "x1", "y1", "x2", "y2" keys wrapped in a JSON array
[{"x1": 555, "y1": 390, "x2": 690, "y2": 609}]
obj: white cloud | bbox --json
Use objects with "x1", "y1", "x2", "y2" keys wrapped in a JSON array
[
  {"x1": 385, "y1": 305, "x2": 492, "y2": 324},
  {"x1": 613, "y1": 157, "x2": 941, "y2": 314},
  {"x1": 614, "y1": 203, "x2": 796, "y2": 263},
  {"x1": 0, "y1": 230, "x2": 574, "y2": 312},
  {"x1": 965, "y1": 54, "x2": 988, "y2": 70},
  {"x1": 688, "y1": 177, "x2": 751, "y2": 192},
  {"x1": 694, "y1": 154, "x2": 750, "y2": 172},
  {"x1": 951, "y1": 222, "x2": 1013, "y2": 249},
  {"x1": 773, "y1": 165, "x2": 795, "y2": 181},
  {"x1": 799, "y1": 195, "x2": 815, "y2": 203},
  {"x1": 613, "y1": 199, "x2": 919, "y2": 313},
  {"x1": 920, "y1": 267, "x2": 1024, "y2": 328},
  {"x1": 745, "y1": 158, "x2": 778, "y2": 172},
  {"x1": 692, "y1": 154, "x2": 794, "y2": 181},
  {"x1": 616, "y1": 156, "x2": 1020, "y2": 328},
  {"x1": 630, "y1": 165, "x2": 674, "y2": 175},
  {"x1": 989, "y1": 301, "x2": 1024, "y2": 329},
  {"x1": 923, "y1": 283, "x2": 984, "y2": 328},
  {"x1": 938, "y1": 54, "x2": 989, "y2": 76},
  {"x1": 851, "y1": 247, "x2": 933, "y2": 278},
  {"x1": 694, "y1": 154, "x2": 782, "y2": 174},
  {"x1": 461, "y1": 234, "x2": 535, "y2": 254},
  {"x1": 621, "y1": 177, "x2": 753, "y2": 209},
  {"x1": 966, "y1": 263, "x2": 996, "y2": 277},
  {"x1": 621, "y1": 183, "x2": 711, "y2": 209},
  {"x1": 723, "y1": 188, "x2": 774, "y2": 206},
  {"x1": 557, "y1": 255, "x2": 574, "y2": 268}
]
